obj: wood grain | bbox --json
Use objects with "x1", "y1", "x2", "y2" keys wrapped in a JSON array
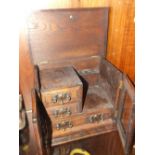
[
  {"x1": 27, "y1": 8, "x2": 108, "y2": 65},
  {"x1": 52, "y1": 130, "x2": 124, "y2": 155},
  {"x1": 19, "y1": 1, "x2": 135, "y2": 155},
  {"x1": 29, "y1": 0, "x2": 134, "y2": 82},
  {"x1": 19, "y1": 0, "x2": 135, "y2": 110},
  {"x1": 19, "y1": 25, "x2": 34, "y2": 110},
  {"x1": 107, "y1": 0, "x2": 135, "y2": 82}
]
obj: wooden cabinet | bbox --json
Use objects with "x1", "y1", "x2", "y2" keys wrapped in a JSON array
[{"x1": 21, "y1": 7, "x2": 134, "y2": 155}]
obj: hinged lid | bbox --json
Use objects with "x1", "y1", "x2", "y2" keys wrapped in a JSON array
[{"x1": 27, "y1": 8, "x2": 109, "y2": 67}]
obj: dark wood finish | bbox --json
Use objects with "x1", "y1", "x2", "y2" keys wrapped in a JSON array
[
  {"x1": 19, "y1": 0, "x2": 135, "y2": 110},
  {"x1": 38, "y1": 57, "x2": 101, "y2": 86},
  {"x1": 39, "y1": 67, "x2": 82, "y2": 90},
  {"x1": 131, "y1": 145, "x2": 135, "y2": 155},
  {"x1": 27, "y1": 8, "x2": 109, "y2": 65},
  {"x1": 34, "y1": 72, "x2": 115, "y2": 146},
  {"x1": 36, "y1": 66, "x2": 83, "y2": 114},
  {"x1": 38, "y1": 56, "x2": 101, "y2": 71},
  {"x1": 117, "y1": 74, "x2": 135, "y2": 155},
  {"x1": 19, "y1": 26, "x2": 34, "y2": 110},
  {"x1": 52, "y1": 119, "x2": 116, "y2": 147},
  {"x1": 26, "y1": 8, "x2": 134, "y2": 155},
  {"x1": 26, "y1": 0, "x2": 135, "y2": 82},
  {"x1": 51, "y1": 83, "x2": 114, "y2": 143},
  {"x1": 100, "y1": 59, "x2": 123, "y2": 104},
  {"x1": 46, "y1": 103, "x2": 78, "y2": 117},
  {"x1": 31, "y1": 89, "x2": 44, "y2": 155},
  {"x1": 31, "y1": 89, "x2": 53, "y2": 155},
  {"x1": 52, "y1": 131, "x2": 124, "y2": 155},
  {"x1": 41, "y1": 86, "x2": 82, "y2": 107},
  {"x1": 19, "y1": 6, "x2": 134, "y2": 154}
]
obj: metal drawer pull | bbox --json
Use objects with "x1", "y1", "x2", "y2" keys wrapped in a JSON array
[
  {"x1": 63, "y1": 93, "x2": 71, "y2": 103},
  {"x1": 52, "y1": 94, "x2": 58, "y2": 103},
  {"x1": 53, "y1": 108, "x2": 71, "y2": 117},
  {"x1": 56, "y1": 121, "x2": 73, "y2": 130},
  {"x1": 88, "y1": 114, "x2": 104, "y2": 123},
  {"x1": 51, "y1": 93, "x2": 71, "y2": 104}
]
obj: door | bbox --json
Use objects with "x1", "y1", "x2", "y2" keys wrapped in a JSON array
[
  {"x1": 31, "y1": 89, "x2": 52, "y2": 155},
  {"x1": 116, "y1": 74, "x2": 135, "y2": 155}
]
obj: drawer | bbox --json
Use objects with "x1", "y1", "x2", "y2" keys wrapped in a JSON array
[
  {"x1": 52, "y1": 119, "x2": 116, "y2": 146},
  {"x1": 51, "y1": 107, "x2": 113, "y2": 138},
  {"x1": 46, "y1": 103, "x2": 79, "y2": 118},
  {"x1": 41, "y1": 85, "x2": 82, "y2": 109}
]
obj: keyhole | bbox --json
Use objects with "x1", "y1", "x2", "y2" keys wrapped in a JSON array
[{"x1": 69, "y1": 15, "x2": 73, "y2": 20}]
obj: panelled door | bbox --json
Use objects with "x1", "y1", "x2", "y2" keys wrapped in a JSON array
[{"x1": 117, "y1": 74, "x2": 135, "y2": 155}]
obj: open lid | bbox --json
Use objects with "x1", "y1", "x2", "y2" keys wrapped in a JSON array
[{"x1": 27, "y1": 8, "x2": 109, "y2": 66}]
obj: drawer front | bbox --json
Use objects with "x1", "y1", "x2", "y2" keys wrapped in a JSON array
[
  {"x1": 46, "y1": 104, "x2": 78, "y2": 118},
  {"x1": 41, "y1": 86, "x2": 82, "y2": 108},
  {"x1": 52, "y1": 108, "x2": 113, "y2": 138}
]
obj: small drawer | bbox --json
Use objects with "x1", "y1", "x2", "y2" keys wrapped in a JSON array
[
  {"x1": 41, "y1": 86, "x2": 82, "y2": 108},
  {"x1": 46, "y1": 104, "x2": 78, "y2": 118}
]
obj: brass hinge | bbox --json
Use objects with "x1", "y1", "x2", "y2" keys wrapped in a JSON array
[{"x1": 119, "y1": 80, "x2": 123, "y2": 89}]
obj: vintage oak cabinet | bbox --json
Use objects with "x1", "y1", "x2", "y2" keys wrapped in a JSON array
[{"x1": 27, "y1": 8, "x2": 135, "y2": 155}]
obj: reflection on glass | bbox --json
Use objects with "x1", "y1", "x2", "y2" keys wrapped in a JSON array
[{"x1": 121, "y1": 92, "x2": 132, "y2": 135}]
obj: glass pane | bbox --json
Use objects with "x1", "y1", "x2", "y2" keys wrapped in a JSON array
[{"x1": 121, "y1": 92, "x2": 133, "y2": 135}]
